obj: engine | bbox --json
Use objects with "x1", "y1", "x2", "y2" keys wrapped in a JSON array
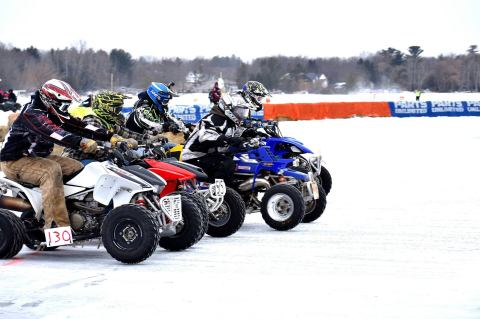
[
  {"x1": 68, "y1": 196, "x2": 104, "y2": 232},
  {"x1": 69, "y1": 211, "x2": 99, "y2": 232}
]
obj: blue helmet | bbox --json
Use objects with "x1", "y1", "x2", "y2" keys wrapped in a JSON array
[{"x1": 146, "y1": 82, "x2": 176, "y2": 113}]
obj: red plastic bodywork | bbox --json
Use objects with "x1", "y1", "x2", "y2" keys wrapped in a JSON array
[{"x1": 143, "y1": 158, "x2": 196, "y2": 197}]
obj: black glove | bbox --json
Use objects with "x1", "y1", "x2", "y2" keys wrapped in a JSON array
[
  {"x1": 217, "y1": 135, "x2": 244, "y2": 147},
  {"x1": 226, "y1": 136, "x2": 245, "y2": 146},
  {"x1": 241, "y1": 128, "x2": 257, "y2": 138}
]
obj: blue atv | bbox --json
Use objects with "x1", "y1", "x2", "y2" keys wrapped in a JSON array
[
  {"x1": 231, "y1": 137, "x2": 326, "y2": 230},
  {"x1": 240, "y1": 119, "x2": 331, "y2": 223}
]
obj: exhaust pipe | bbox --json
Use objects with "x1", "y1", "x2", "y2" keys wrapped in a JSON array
[
  {"x1": 0, "y1": 195, "x2": 33, "y2": 213},
  {"x1": 238, "y1": 178, "x2": 270, "y2": 192}
]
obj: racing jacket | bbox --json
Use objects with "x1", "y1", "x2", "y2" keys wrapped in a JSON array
[{"x1": 0, "y1": 92, "x2": 111, "y2": 162}]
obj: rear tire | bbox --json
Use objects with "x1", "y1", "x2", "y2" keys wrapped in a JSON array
[
  {"x1": 207, "y1": 187, "x2": 245, "y2": 237},
  {"x1": 261, "y1": 184, "x2": 305, "y2": 231},
  {"x1": 25, "y1": 229, "x2": 58, "y2": 251},
  {"x1": 0, "y1": 209, "x2": 26, "y2": 259},
  {"x1": 102, "y1": 204, "x2": 159, "y2": 264},
  {"x1": 159, "y1": 195, "x2": 203, "y2": 251}
]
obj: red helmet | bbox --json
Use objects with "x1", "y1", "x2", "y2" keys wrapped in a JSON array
[{"x1": 39, "y1": 79, "x2": 81, "y2": 116}]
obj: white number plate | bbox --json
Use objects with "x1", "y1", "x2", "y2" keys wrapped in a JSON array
[
  {"x1": 44, "y1": 226, "x2": 73, "y2": 247},
  {"x1": 311, "y1": 182, "x2": 320, "y2": 200}
]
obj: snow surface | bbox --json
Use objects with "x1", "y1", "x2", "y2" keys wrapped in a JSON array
[{"x1": 1, "y1": 114, "x2": 480, "y2": 319}]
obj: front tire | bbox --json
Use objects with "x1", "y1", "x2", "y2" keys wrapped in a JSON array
[
  {"x1": 207, "y1": 187, "x2": 245, "y2": 237},
  {"x1": 186, "y1": 192, "x2": 209, "y2": 240},
  {"x1": 261, "y1": 184, "x2": 305, "y2": 231},
  {"x1": 302, "y1": 180, "x2": 327, "y2": 223},
  {"x1": 319, "y1": 166, "x2": 332, "y2": 195},
  {"x1": 102, "y1": 204, "x2": 160, "y2": 264},
  {"x1": 159, "y1": 195, "x2": 203, "y2": 251},
  {"x1": 0, "y1": 209, "x2": 26, "y2": 259}
]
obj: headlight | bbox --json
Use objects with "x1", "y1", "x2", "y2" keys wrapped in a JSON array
[
  {"x1": 290, "y1": 145, "x2": 302, "y2": 153},
  {"x1": 292, "y1": 158, "x2": 300, "y2": 167}
]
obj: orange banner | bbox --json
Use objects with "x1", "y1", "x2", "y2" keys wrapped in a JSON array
[{"x1": 263, "y1": 102, "x2": 392, "y2": 120}]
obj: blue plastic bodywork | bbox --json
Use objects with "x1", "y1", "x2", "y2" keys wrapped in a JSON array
[
  {"x1": 233, "y1": 143, "x2": 310, "y2": 193},
  {"x1": 265, "y1": 137, "x2": 313, "y2": 158}
]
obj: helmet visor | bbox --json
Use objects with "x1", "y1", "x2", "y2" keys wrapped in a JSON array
[
  {"x1": 253, "y1": 94, "x2": 265, "y2": 104},
  {"x1": 58, "y1": 101, "x2": 71, "y2": 113}
]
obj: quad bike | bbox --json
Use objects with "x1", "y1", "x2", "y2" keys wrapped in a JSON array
[
  {"x1": 121, "y1": 144, "x2": 244, "y2": 238},
  {"x1": 241, "y1": 119, "x2": 332, "y2": 194},
  {"x1": 77, "y1": 146, "x2": 206, "y2": 252},
  {"x1": 106, "y1": 145, "x2": 211, "y2": 247},
  {"x1": 0, "y1": 101, "x2": 22, "y2": 112},
  {"x1": 241, "y1": 119, "x2": 331, "y2": 223},
  {"x1": 231, "y1": 137, "x2": 326, "y2": 230},
  {"x1": 0, "y1": 150, "x2": 184, "y2": 264}
]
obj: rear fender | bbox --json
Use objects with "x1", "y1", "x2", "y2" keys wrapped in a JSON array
[{"x1": 0, "y1": 175, "x2": 43, "y2": 217}]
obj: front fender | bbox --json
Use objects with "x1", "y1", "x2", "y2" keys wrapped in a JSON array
[
  {"x1": 266, "y1": 137, "x2": 314, "y2": 155},
  {"x1": 93, "y1": 174, "x2": 153, "y2": 207}
]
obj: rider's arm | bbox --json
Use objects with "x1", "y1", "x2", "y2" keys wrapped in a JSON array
[
  {"x1": 60, "y1": 115, "x2": 112, "y2": 142},
  {"x1": 21, "y1": 108, "x2": 84, "y2": 148},
  {"x1": 196, "y1": 114, "x2": 231, "y2": 148}
]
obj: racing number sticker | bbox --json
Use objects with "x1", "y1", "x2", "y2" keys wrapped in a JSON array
[{"x1": 44, "y1": 226, "x2": 73, "y2": 247}]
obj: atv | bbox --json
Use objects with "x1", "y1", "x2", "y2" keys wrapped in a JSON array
[
  {"x1": 240, "y1": 119, "x2": 331, "y2": 223},
  {"x1": 230, "y1": 137, "x2": 326, "y2": 230},
  {"x1": 0, "y1": 150, "x2": 184, "y2": 264}
]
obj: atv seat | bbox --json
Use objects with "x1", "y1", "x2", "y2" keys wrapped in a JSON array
[{"x1": 16, "y1": 181, "x2": 38, "y2": 188}]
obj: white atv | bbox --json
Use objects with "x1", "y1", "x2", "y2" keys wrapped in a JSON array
[{"x1": 0, "y1": 159, "x2": 184, "y2": 264}]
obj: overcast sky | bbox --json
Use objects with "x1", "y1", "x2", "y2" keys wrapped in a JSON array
[{"x1": 0, "y1": 0, "x2": 478, "y2": 61}]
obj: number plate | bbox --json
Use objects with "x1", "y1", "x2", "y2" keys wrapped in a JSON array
[
  {"x1": 44, "y1": 226, "x2": 73, "y2": 247},
  {"x1": 311, "y1": 182, "x2": 320, "y2": 200}
]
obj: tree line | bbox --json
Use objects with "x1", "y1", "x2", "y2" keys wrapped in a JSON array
[{"x1": 0, "y1": 42, "x2": 479, "y2": 93}]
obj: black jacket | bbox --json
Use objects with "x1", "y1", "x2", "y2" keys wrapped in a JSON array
[
  {"x1": 8, "y1": 92, "x2": 17, "y2": 103},
  {"x1": 0, "y1": 92, "x2": 111, "y2": 161},
  {"x1": 182, "y1": 106, "x2": 239, "y2": 161}
]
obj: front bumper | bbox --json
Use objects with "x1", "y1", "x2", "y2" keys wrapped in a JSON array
[{"x1": 197, "y1": 179, "x2": 226, "y2": 212}]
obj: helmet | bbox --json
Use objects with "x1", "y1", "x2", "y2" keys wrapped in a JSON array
[
  {"x1": 93, "y1": 91, "x2": 128, "y2": 115},
  {"x1": 242, "y1": 81, "x2": 270, "y2": 110},
  {"x1": 146, "y1": 82, "x2": 177, "y2": 113},
  {"x1": 39, "y1": 79, "x2": 81, "y2": 116},
  {"x1": 92, "y1": 91, "x2": 129, "y2": 127}
]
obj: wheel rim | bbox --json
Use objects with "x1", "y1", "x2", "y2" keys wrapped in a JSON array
[
  {"x1": 266, "y1": 194, "x2": 294, "y2": 222},
  {"x1": 209, "y1": 202, "x2": 231, "y2": 227},
  {"x1": 112, "y1": 218, "x2": 144, "y2": 251}
]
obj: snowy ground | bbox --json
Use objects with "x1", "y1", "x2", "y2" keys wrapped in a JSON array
[{"x1": 1, "y1": 115, "x2": 480, "y2": 318}]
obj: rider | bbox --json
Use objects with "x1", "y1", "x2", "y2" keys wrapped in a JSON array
[
  {"x1": 64, "y1": 91, "x2": 164, "y2": 161},
  {"x1": 125, "y1": 82, "x2": 181, "y2": 134},
  {"x1": 0, "y1": 79, "x2": 115, "y2": 229},
  {"x1": 182, "y1": 81, "x2": 270, "y2": 183}
]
